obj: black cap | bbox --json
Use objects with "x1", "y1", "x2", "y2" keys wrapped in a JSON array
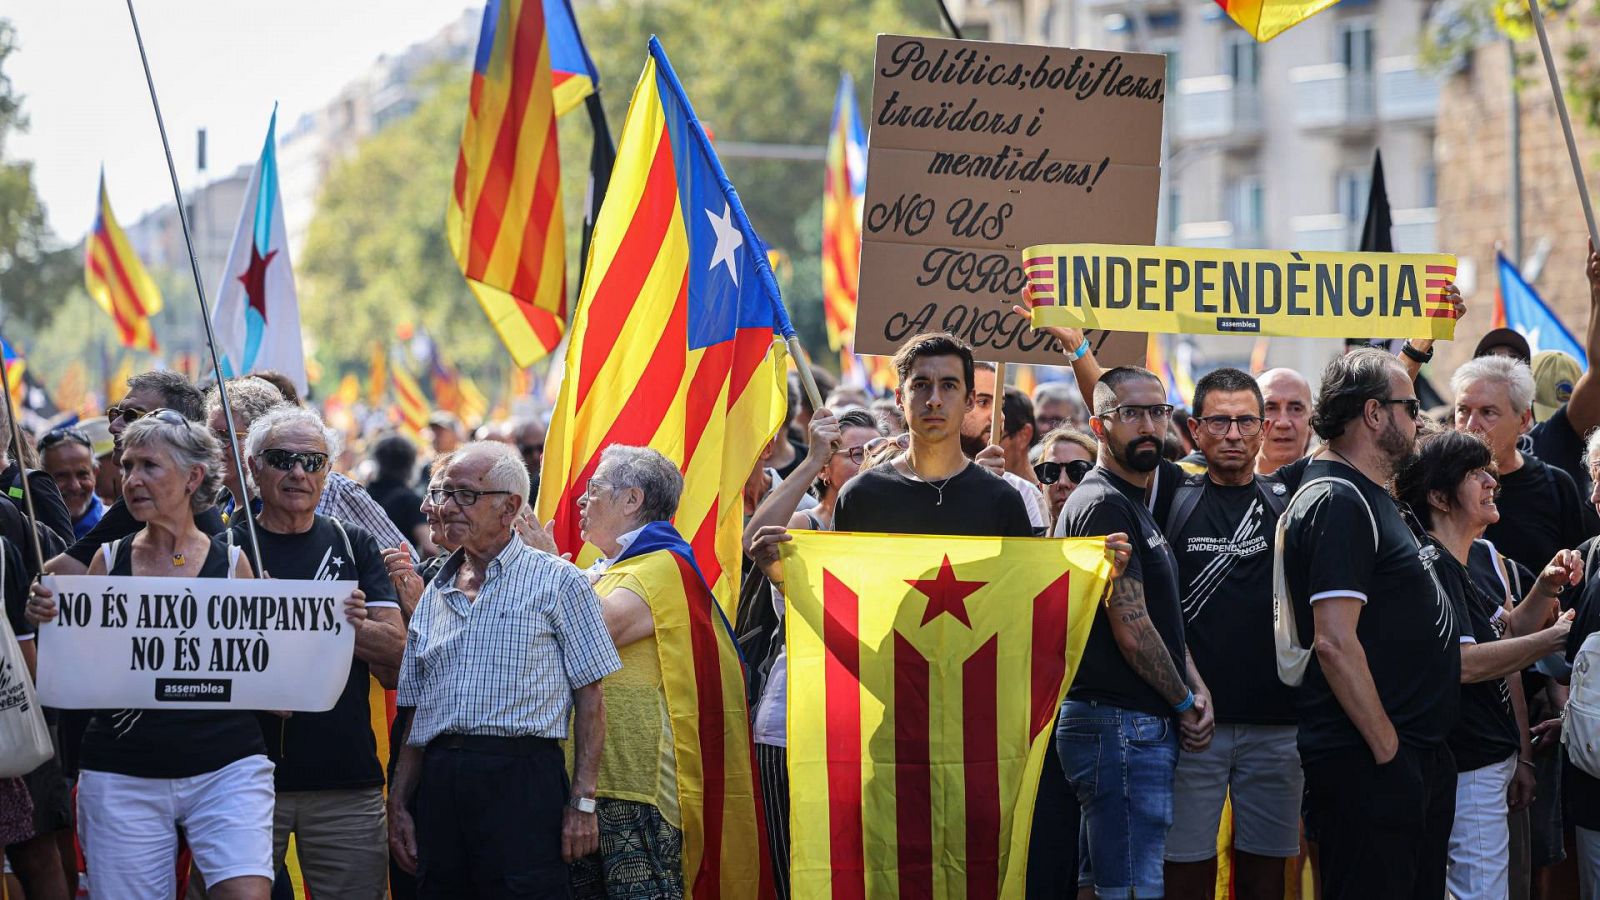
[{"x1": 1473, "y1": 328, "x2": 1531, "y2": 362}]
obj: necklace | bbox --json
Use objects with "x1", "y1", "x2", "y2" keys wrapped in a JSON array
[
  {"x1": 905, "y1": 456, "x2": 962, "y2": 506},
  {"x1": 172, "y1": 552, "x2": 186, "y2": 567}
]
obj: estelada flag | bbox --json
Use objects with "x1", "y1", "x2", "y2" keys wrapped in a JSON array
[
  {"x1": 1213, "y1": 0, "x2": 1339, "y2": 41},
  {"x1": 449, "y1": 0, "x2": 598, "y2": 367},
  {"x1": 782, "y1": 532, "x2": 1110, "y2": 900},
  {"x1": 535, "y1": 38, "x2": 797, "y2": 613},
  {"x1": 607, "y1": 521, "x2": 770, "y2": 897}
]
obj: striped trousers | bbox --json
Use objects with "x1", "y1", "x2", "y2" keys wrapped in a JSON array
[{"x1": 755, "y1": 743, "x2": 790, "y2": 900}]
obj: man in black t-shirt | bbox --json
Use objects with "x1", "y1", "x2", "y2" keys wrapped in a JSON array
[
  {"x1": 1454, "y1": 355, "x2": 1589, "y2": 578},
  {"x1": 1281, "y1": 349, "x2": 1460, "y2": 900},
  {"x1": 1055, "y1": 366, "x2": 1214, "y2": 900},
  {"x1": 1154, "y1": 368, "x2": 1300, "y2": 900},
  {"x1": 232, "y1": 405, "x2": 406, "y2": 899}
]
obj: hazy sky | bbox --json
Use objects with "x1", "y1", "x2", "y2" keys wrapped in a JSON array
[{"x1": 7, "y1": 1, "x2": 477, "y2": 241}]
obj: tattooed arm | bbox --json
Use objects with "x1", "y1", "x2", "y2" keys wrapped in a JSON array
[{"x1": 1104, "y1": 573, "x2": 1192, "y2": 707}]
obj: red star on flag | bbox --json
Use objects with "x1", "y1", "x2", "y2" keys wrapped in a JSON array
[
  {"x1": 237, "y1": 244, "x2": 278, "y2": 321},
  {"x1": 906, "y1": 555, "x2": 986, "y2": 628}
]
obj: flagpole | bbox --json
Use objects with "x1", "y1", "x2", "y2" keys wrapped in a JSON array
[
  {"x1": 124, "y1": 0, "x2": 263, "y2": 576},
  {"x1": 991, "y1": 361, "x2": 1007, "y2": 446},
  {"x1": 1527, "y1": 0, "x2": 1600, "y2": 250}
]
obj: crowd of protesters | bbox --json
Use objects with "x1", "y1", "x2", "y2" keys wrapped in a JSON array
[{"x1": 1, "y1": 247, "x2": 1600, "y2": 900}]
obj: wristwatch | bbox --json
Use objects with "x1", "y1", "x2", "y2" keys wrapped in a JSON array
[{"x1": 569, "y1": 795, "x2": 597, "y2": 814}]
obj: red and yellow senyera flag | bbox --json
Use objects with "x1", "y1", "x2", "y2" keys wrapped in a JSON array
[{"x1": 782, "y1": 531, "x2": 1109, "y2": 900}]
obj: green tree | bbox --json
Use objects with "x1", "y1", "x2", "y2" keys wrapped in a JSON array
[
  {"x1": 298, "y1": 0, "x2": 941, "y2": 387},
  {"x1": 0, "y1": 19, "x2": 78, "y2": 332}
]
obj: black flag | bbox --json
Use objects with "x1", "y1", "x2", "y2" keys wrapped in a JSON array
[
  {"x1": 1358, "y1": 149, "x2": 1393, "y2": 253},
  {"x1": 578, "y1": 91, "x2": 616, "y2": 280}
]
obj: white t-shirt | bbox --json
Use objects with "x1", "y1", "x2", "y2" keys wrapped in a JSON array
[{"x1": 1000, "y1": 471, "x2": 1048, "y2": 532}]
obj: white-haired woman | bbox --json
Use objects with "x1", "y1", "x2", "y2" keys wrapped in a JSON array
[
  {"x1": 231, "y1": 405, "x2": 395, "y2": 899},
  {"x1": 26, "y1": 411, "x2": 272, "y2": 900}
]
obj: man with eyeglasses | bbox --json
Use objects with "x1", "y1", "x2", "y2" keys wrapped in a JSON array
[
  {"x1": 222, "y1": 405, "x2": 405, "y2": 899},
  {"x1": 1053, "y1": 366, "x2": 1215, "y2": 900},
  {"x1": 1281, "y1": 348, "x2": 1460, "y2": 900},
  {"x1": 390, "y1": 441, "x2": 619, "y2": 897},
  {"x1": 1152, "y1": 368, "x2": 1305, "y2": 900}
]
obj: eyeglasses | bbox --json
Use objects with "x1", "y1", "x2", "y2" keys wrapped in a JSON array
[
  {"x1": 1379, "y1": 398, "x2": 1422, "y2": 420},
  {"x1": 1035, "y1": 459, "x2": 1094, "y2": 486},
  {"x1": 106, "y1": 404, "x2": 150, "y2": 423},
  {"x1": 37, "y1": 427, "x2": 92, "y2": 453},
  {"x1": 839, "y1": 446, "x2": 868, "y2": 465},
  {"x1": 865, "y1": 433, "x2": 911, "y2": 456},
  {"x1": 1196, "y1": 415, "x2": 1264, "y2": 437},
  {"x1": 258, "y1": 448, "x2": 329, "y2": 474},
  {"x1": 212, "y1": 428, "x2": 250, "y2": 446},
  {"x1": 429, "y1": 487, "x2": 513, "y2": 507},
  {"x1": 1037, "y1": 416, "x2": 1068, "y2": 434},
  {"x1": 1104, "y1": 404, "x2": 1174, "y2": 425}
]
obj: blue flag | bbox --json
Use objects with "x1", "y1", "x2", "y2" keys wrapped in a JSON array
[{"x1": 1498, "y1": 253, "x2": 1586, "y2": 367}]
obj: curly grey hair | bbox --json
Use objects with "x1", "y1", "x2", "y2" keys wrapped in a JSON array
[
  {"x1": 118, "y1": 415, "x2": 224, "y2": 514},
  {"x1": 245, "y1": 406, "x2": 343, "y2": 463},
  {"x1": 597, "y1": 445, "x2": 683, "y2": 524}
]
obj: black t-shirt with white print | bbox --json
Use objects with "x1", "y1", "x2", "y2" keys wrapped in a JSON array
[
  {"x1": 1168, "y1": 476, "x2": 1296, "y2": 724},
  {"x1": 233, "y1": 515, "x2": 399, "y2": 792},
  {"x1": 1057, "y1": 466, "x2": 1186, "y2": 718},
  {"x1": 1435, "y1": 542, "x2": 1520, "y2": 772},
  {"x1": 78, "y1": 535, "x2": 268, "y2": 779},
  {"x1": 1281, "y1": 459, "x2": 1461, "y2": 763}
]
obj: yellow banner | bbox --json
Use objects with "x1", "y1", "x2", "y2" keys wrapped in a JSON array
[{"x1": 1024, "y1": 243, "x2": 1458, "y2": 341}]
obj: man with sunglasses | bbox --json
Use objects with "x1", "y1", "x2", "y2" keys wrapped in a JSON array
[
  {"x1": 224, "y1": 406, "x2": 405, "y2": 900},
  {"x1": 1152, "y1": 368, "x2": 1305, "y2": 900},
  {"x1": 1282, "y1": 349, "x2": 1460, "y2": 900}
]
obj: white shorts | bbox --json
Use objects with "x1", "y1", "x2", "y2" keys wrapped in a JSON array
[{"x1": 78, "y1": 754, "x2": 275, "y2": 900}]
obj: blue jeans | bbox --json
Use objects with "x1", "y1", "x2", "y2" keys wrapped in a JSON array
[{"x1": 1055, "y1": 700, "x2": 1179, "y2": 899}]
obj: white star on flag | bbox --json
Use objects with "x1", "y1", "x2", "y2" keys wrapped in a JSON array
[{"x1": 706, "y1": 201, "x2": 743, "y2": 288}]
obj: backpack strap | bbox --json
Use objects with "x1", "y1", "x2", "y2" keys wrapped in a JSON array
[
  {"x1": 1255, "y1": 477, "x2": 1289, "y2": 518},
  {"x1": 1163, "y1": 473, "x2": 1208, "y2": 538},
  {"x1": 1273, "y1": 477, "x2": 1379, "y2": 687}
]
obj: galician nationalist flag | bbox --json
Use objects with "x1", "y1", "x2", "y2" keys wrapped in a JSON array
[
  {"x1": 781, "y1": 531, "x2": 1110, "y2": 899},
  {"x1": 212, "y1": 109, "x2": 307, "y2": 395}
]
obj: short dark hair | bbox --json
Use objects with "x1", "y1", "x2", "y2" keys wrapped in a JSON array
[
  {"x1": 370, "y1": 433, "x2": 418, "y2": 482},
  {"x1": 125, "y1": 370, "x2": 205, "y2": 422},
  {"x1": 1092, "y1": 366, "x2": 1164, "y2": 416},
  {"x1": 252, "y1": 372, "x2": 302, "y2": 407},
  {"x1": 1002, "y1": 386, "x2": 1035, "y2": 439},
  {"x1": 1311, "y1": 348, "x2": 1407, "y2": 441},
  {"x1": 891, "y1": 333, "x2": 975, "y2": 395},
  {"x1": 1191, "y1": 367, "x2": 1264, "y2": 418},
  {"x1": 835, "y1": 408, "x2": 884, "y2": 434},
  {"x1": 1392, "y1": 430, "x2": 1494, "y2": 530}
]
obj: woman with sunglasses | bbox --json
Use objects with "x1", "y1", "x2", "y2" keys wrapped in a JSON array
[
  {"x1": 26, "y1": 410, "x2": 276, "y2": 900},
  {"x1": 741, "y1": 407, "x2": 883, "y2": 899},
  {"x1": 1392, "y1": 430, "x2": 1578, "y2": 900},
  {"x1": 1033, "y1": 428, "x2": 1098, "y2": 527}
]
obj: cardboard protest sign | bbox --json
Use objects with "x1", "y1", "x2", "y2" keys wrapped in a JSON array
[
  {"x1": 854, "y1": 34, "x2": 1165, "y2": 366},
  {"x1": 37, "y1": 575, "x2": 357, "y2": 711},
  {"x1": 1025, "y1": 244, "x2": 1460, "y2": 340}
]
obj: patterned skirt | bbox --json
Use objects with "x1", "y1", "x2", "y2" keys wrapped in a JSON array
[
  {"x1": 0, "y1": 776, "x2": 35, "y2": 846},
  {"x1": 569, "y1": 798, "x2": 684, "y2": 899}
]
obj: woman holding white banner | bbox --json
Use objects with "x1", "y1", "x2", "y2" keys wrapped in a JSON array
[{"x1": 26, "y1": 411, "x2": 275, "y2": 900}]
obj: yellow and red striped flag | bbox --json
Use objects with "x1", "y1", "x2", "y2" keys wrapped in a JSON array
[
  {"x1": 823, "y1": 74, "x2": 866, "y2": 352},
  {"x1": 782, "y1": 531, "x2": 1109, "y2": 900},
  {"x1": 85, "y1": 172, "x2": 164, "y2": 351},
  {"x1": 535, "y1": 39, "x2": 795, "y2": 619},
  {"x1": 448, "y1": 0, "x2": 583, "y2": 366},
  {"x1": 367, "y1": 343, "x2": 388, "y2": 409},
  {"x1": 605, "y1": 521, "x2": 769, "y2": 897},
  {"x1": 391, "y1": 358, "x2": 430, "y2": 433},
  {"x1": 1213, "y1": 0, "x2": 1338, "y2": 40}
]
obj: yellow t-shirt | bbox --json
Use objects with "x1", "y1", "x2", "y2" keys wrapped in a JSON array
[{"x1": 588, "y1": 562, "x2": 679, "y2": 827}]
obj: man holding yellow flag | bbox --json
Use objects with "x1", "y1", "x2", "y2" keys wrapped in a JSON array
[{"x1": 750, "y1": 332, "x2": 1130, "y2": 898}]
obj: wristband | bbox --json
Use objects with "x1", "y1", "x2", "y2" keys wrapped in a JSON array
[
  {"x1": 1069, "y1": 339, "x2": 1092, "y2": 361},
  {"x1": 1172, "y1": 691, "x2": 1196, "y2": 714},
  {"x1": 1401, "y1": 341, "x2": 1433, "y2": 364},
  {"x1": 1518, "y1": 759, "x2": 1536, "y2": 770}
]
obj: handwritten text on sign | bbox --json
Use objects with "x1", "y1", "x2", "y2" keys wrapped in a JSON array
[
  {"x1": 1025, "y1": 244, "x2": 1461, "y2": 341},
  {"x1": 854, "y1": 35, "x2": 1166, "y2": 366},
  {"x1": 37, "y1": 575, "x2": 357, "y2": 711}
]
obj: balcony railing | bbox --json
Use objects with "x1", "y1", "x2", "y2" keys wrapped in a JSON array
[
  {"x1": 1174, "y1": 75, "x2": 1263, "y2": 143},
  {"x1": 1377, "y1": 57, "x2": 1441, "y2": 123},
  {"x1": 1288, "y1": 207, "x2": 1437, "y2": 252},
  {"x1": 1291, "y1": 64, "x2": 1376, "y2": 131}
]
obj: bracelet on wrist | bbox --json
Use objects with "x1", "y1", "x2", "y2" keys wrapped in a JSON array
[
  {"x1": 1172, "y1": 691, "x2": 1196, "y2": 714},
  {"x1": 1069, "y1": 338, "x2": 1092, "y2": 361},
  {"x1": 1518, "y1": 759, "x2": 1536, "y2": 769},
  {"x1": 1401, "y1": 341, "x2": 1434, "y2": 364}
]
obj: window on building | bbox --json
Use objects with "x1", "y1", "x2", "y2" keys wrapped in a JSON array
[
  {"x1": 1338, "y1": 22, "x2": 1374, "y2": 74},
  {"x1": 1337, "y1": 169, "x2": 1371, "y2": 222},
  {"x1": 1421, "y1": 164, "x2": 1438, "y2": 208},
  {"x1": 1227, "y1": 177, "x2": 1264, "y2": 238}
]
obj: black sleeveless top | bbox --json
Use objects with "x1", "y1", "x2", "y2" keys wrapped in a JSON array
[{"x1": 77, "y1": 534, "x2": 268, "y2": 778}]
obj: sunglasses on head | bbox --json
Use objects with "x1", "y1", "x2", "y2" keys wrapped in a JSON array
[
  {"x1": 1034, "y1": 459, "x2": 1093, "y2": 486},
  {"x1": 258, "y1": 448, "x2": 329, "y2": 474},
  {"x1": 109, "y1": 405, "x2": 188, "y2": 427}
]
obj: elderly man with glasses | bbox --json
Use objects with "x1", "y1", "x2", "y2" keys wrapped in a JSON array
[{"x1": 389, "y1": 441, "x2": 619, "y2": 899}]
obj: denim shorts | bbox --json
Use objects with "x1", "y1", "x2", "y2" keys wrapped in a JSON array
[{"x1": 1056, "y1": 699, "x2": 1179, "y2": 899}]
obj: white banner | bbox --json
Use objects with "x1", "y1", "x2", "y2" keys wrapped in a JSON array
[{"x1": 36, "y1": 575, "x2": 357, "y2": 711}]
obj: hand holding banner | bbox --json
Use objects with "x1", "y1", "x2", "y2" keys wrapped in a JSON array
[
  {"x1": 1024, "y1": 243, "x2": 1459, "y2": 341},
  {"x1": 37, "y1": 575, "x2": 357, "y2": 711}
]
